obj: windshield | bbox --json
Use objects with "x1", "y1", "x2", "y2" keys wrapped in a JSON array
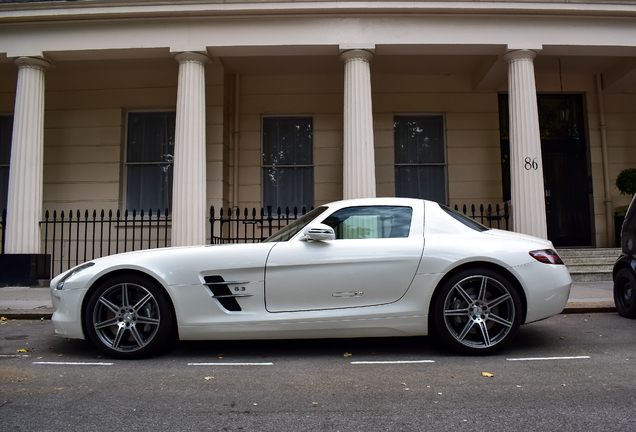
[
  {"x1": 263, "y1": 206, "x2": 328, "y2": 242},
  {"x1": 439, "y1": 204, "x2": 490, "y2": 232}
]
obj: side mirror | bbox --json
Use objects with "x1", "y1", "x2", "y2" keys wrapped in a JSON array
[{"x1": 303, "y1": 224, "x2": 335, "y2": 241}]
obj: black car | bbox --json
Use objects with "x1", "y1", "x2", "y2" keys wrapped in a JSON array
[{"x1": 614, "y1": 195, "x2": 636, "y2": 318}]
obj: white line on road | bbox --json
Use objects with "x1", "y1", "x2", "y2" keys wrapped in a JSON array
[
  {"x1": 32, "y1": 362, "x2": 114, "y2": 366},
  {"x1": 351, "y1": 360, "x2": 435, "y2": 364},
  {"x1": 0, "y1": 354, "x2": 30, "y2": 358},
  {"x1": 188, "y1": 362, "x2": 274, "y2": 366},
  {"x1": 506, "y1": 356, "x2": 590, "y2": 361}
]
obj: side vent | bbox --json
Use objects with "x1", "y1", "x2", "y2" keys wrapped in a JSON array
[{"x1": 203, "y1": 275, "x2": 242, "y2": 312}]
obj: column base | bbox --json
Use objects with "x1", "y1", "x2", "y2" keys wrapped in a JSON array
[{"x1": 0, "y1": 254, "x2": 51, "y2": 287}]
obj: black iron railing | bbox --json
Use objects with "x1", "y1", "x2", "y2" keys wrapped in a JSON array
[
  {"x1": 40, "y1": 209, "x2": 171, "y2": 278},
  {"x1": 0, "y1": 202, "x2": 510, "y2": 279},
  {"x1": 209, "y1": 205, "x2": 309, "y2": 244},
  {"x1": 453, "y1": 202, "x2": 510, "y2": 231}
]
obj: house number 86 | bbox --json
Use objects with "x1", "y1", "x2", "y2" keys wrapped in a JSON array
[{"x1": 524, "y1": 157, "x2": 539, "y2": 171}]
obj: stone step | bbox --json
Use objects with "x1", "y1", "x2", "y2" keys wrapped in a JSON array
[
  {"x1": 557, "y1": 248, "x2": 619, "y2": 283},
  {"x1": 557, "y1": 248, "x2": 620, "y2": 258},
  {"x1": 566, "y1": 270, "x2": 614, "y2": 283}
]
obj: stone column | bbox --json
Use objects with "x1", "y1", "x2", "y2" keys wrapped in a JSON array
[
  {"x1": 5, "y1": 57, "x2": 50, "y2": 254},
  {"x1": 172, "y1": 52, "x2": 209, "y2": 246},
  {"x1": 504, "y1": 50, "x2": 548, "y2": 240},
  {"x1": 340, "y1": 50, "x2": 376, "y2": 199}
]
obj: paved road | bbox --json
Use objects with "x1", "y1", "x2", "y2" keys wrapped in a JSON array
[{"x1": 1, "y1": 313, "x2": 636, "y2": 431}]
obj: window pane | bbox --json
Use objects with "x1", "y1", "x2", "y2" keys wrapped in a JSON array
[
  {"x1": 126, "y1": 164, "x2": 173, "y2": 212},
  {"x1": 262, "y1": 117, "x2": 314, "y2": 212},
  {"x1": 0, "y1": 116, "x2": 12, "y2": 165},
  {"x1": 0, "y1": 116, "x2": 12, "y2": 212},
  {"x1": 394, "y1": 115, "x2": 444, "y2": 164},
  {"x1": 263, "y1": 117, "x2": 313, "y2": 166},
  {"x1": 322, "y1": 206, "x2": 413, "y2": 239},
  {"x1": 262, "y1": 166, "x2": 314, "y2": 213},
  {"x1": 0, "y1": 167, "x2": 8, "y2": 213},
  {"x1": 395, "y1": 166, "x2": 446, "y2": 204},
  {"x1": 127, "y1": 112, "x2": 175, "y2": 163}
]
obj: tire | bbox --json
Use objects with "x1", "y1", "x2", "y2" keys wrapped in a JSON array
[
  {"x1": 614, "y1": 267, "x2": 636, "y2": 319},
  {"x1": 83, "y1": 274, "x2": 174, "y2": 359},
  {"x1": 432, "y1": 268, "x2": 522, "y2": 355}
]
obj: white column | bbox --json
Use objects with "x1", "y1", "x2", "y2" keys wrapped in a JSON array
[
  {"x1": 172, "y1": 52, "x2": 209, "y2": 246},
  {"x1": 340, "y1": 50, "x2": 376, "y2": 200},
  {"x1": 504, "y1": 50, "x2": 548, "y2": 239},
  {"x1": 5, "y1": 57, "x2": 50, "y2": 254}
]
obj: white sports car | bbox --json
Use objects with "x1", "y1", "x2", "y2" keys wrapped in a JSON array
[{"x1": 50, "y1": 198, "x2": 571, "y2": 359}]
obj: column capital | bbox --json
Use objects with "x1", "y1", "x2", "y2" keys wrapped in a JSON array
[
  {"x1": 14, "y1": 57, "x2": 51, "y2": 71},
  {"x1": 503, "y1": 50, "x2": 538, "y2": 64},
  {"x1": 340, "y1": 49, "x2": 374, "y2": 64},
  {"x1": 173, "y1": 51, "x2": 210, "y2": 65}
]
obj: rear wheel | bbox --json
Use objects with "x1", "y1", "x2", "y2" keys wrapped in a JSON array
[
  {"x1": 614, "y1": 267, "x2": 636, "y2": 318},
  {"x1": 83, "y1": 274, "x2": 174, "y2": 359},
  {"x1": 432, "y1": 268, "x2": 522, "y2": 355}
]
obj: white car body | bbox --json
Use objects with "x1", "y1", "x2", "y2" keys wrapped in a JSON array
[{"x1": 51, "y1": 198, "x2": 571, "y2": 356}]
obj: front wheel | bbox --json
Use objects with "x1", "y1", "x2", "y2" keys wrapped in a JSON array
[
  {"x1": 614, "y1": 267, "x2": 636, "y2": 318},
  {"x1": 432, "y1": 268, "x2": 522, "y2": 355},
  {"x1": 83, "y1": 274, "x2": 174, "y2": 359}
]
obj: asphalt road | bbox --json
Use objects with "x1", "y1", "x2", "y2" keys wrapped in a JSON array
[{"x1": 1, "y1": 313, "x2": 635, "y2": 431}]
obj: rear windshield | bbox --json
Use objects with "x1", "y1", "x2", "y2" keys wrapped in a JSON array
[{"x1": 439, "y1": 204, "x2": 490, "y2": 232}]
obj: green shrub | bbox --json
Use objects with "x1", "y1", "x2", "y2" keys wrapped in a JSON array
[{"x1": 616, "y1": 168, "x2": 636, "y2": 197}]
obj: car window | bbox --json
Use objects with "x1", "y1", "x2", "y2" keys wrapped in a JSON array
[
  {"x1": 321, "y1": 206, "x2": 413, "y2": 240},
  {"x1": 263, "y1": 206, "x2": 328, "y2": 242},
  {"x1": 438, "y1": 204, "x2": 489, "y2": 232}
]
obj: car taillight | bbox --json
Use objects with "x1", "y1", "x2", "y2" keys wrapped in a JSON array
[{"x1": 529, "y1": 249, "x2": 564, "y2": 265}]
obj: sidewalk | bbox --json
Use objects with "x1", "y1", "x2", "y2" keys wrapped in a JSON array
[{"x1": 0, "y1": 281, "x2": 617, "y2": 320}]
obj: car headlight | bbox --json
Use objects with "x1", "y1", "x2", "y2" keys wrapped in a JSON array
[{"x1": 56, "y1": 262, "x2": 95, "y2": 290}]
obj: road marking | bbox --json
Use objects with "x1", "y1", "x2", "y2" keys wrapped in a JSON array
[
  {"x1": 188, "y1": 362, "x2": 274, "y2": 366},
  {"x1": 506, "y1": 356, "x2": 590, "y2": 361},
  {"x1": 32, "y1": 362, "x2": 114, "y2": 366},
  {"x1": 0, "y1": 354, "x2": 30, "y2": 358},
  {"x1": 351, "y1": 360, "x2": 435, "y2": 364}
]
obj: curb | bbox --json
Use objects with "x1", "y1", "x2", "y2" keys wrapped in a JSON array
[
  {"x1": 562, "y1": 301, "x2": 616, "y2": 314},
  {"x1": 1, "y1": 308, "x2": 54, "y2": 320},
  {"x1": 2, "y1": 305, "x2": 617, "y2": 320}
]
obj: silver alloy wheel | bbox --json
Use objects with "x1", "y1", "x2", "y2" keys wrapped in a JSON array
[
  {"x1": 92, "y1": 283, "x2": 161, "y2": 353},
  {"x1": 442, "y1": 275, "x2": 515, "y2": 349}
]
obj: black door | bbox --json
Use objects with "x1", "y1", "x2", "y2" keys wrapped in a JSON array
[{"x1": 499, "y1": 94, "x2": 592, "y2": 246}]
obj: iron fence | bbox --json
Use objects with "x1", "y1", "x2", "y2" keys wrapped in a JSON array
[
  {"x1": 210, "y1": 205, "x2": 309, "y2": 244},
  {"x1": 0, "y1": 202, "x2": 510, "y2": 279},
  {"x1": 453, "y1": 202, "x2": 510, "y2": 231}
]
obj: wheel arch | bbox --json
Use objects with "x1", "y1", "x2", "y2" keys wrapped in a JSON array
[
  {"x1": 80, "y1": 269, "x2": 178, "y2": 339},
  {"x1": 428, "y1": 261, "x2": 528, "y2": 326}
]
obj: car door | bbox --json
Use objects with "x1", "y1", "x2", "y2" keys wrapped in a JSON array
[{"x1": 264, "y1": 203, "x2": 424, "y2": 312}]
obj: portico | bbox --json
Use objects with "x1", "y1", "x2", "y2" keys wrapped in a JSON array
[{"x1": 1, "y1": 1, "x2": 636, "y2": 265}]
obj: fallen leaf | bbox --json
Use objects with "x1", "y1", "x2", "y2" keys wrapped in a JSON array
[
  {"x1": 559, "y1": 337, "x2": 565, "y2": 340},
  {"x1": 452, "y1": 376, "x2": 457, "y2": 379},
  {"x1": 58, "y1": 354, "x2": 63, "y2": 357},
  {"x1": 401, "y1": 383, "x2": 407, "y2": 386},
  {"x1": 563, "y1": 315, "x2": 567, "y2": 318},
  {"x1": 204, "y1": 377, "x2": 213, "y2": 381},
  {"x1": 481, "y1": 372, "x2": 494, "y2": 378},
  {"x1": 37, "y1": 357, "x2": 43, "y2": 359},
  {"x1": 404, "y1": 388, "x2": 409, "y2": 391},
  {"x1": 562, "y1": 384, "x2": 566, "y2": 387},
  {"x1": 343, "y1": 352, "x2": 352, "y2": 357},
  {"x1": 312, "y1": 402, "x2": 318, "y2": 405},
  {"x1": 17, "y1": 349, "x2": 27, "y2": 353},
  {"x1": 54, "y1": 387, "x2": 63, "y2": 391},
  {"x1": 0, "y1": 316, "x2": 6, "y2": 321}
]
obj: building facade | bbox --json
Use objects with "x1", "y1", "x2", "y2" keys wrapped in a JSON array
[{"x1": 1, "y1": 0, "x2": 636, "y2": 259}]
